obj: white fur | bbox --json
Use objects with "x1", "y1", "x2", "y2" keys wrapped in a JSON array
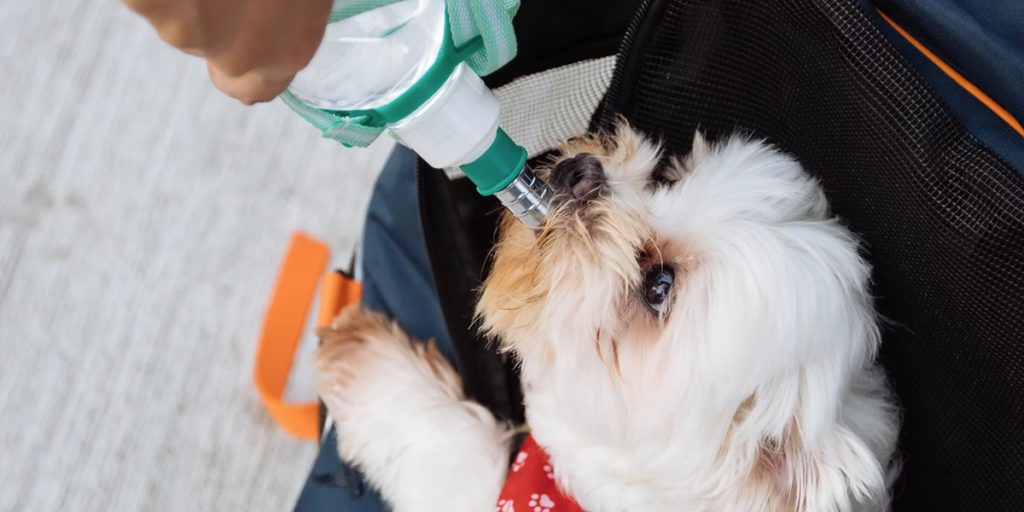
[
  {"x1": 316, "y1": 309, "x2": 510, "y2": 511},
  {"x1": 318, "y1": 130, "x2": 899, "y2": 511},
  {"x1": 516, "y1": 135, "x2": 898, "y2": 511}
]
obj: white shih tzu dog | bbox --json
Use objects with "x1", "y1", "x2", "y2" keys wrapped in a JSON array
[{"x1": 317, "y1": 124, "x2": 899, "y2": 511}]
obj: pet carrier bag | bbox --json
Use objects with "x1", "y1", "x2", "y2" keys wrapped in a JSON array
[
  {"x1": 418, "y1": 1, "x2": 1024, "y2": 510},
  {"x1": 289, "y1": 0, "x2": 1022, "y2": 509}
]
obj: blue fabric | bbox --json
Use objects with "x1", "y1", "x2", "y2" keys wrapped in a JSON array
[
  {"x1": 869, "y1": 0, "x2": 1024, "y2": 173},
  {"x1": 357, "y1": 148, "x2": 457, "y2": 362},
  {"x1": 294, "y1": 147, "x2": 454, "y2": 511},
  {"x1": 872, "y1": 0, "x2": 1024, "y2": 121}
]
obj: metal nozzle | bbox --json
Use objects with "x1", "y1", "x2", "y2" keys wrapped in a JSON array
[{"x1": 494, "y1": 165, "x2": 551, "y2": 228}]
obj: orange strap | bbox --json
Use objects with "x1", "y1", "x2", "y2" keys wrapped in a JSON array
[
  {"x1": 317, "y1": 271, "x2": 363, "y2": 331},
  {"x1": 876, "y1": 8, "x2": 1024, "y2": 139},
  {"x1": 253, "y1": 232, "x2": 362, "y2": 440}
]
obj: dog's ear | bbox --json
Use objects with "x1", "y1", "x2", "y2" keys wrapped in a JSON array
[
  {"x1": 735, "y1": 374, "x2": 894, "y2": 511},
  {"x1": 747, "y1": 421, "x2": 889, "y2": 511}
]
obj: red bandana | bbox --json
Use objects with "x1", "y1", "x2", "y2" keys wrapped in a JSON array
[{"x1": 496, "y1": 435, "x2": 583, "y2": 512}]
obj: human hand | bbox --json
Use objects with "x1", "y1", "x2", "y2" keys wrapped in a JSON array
[{"x1": 124, "y1": 0, "x2": 332, "y2": 104}]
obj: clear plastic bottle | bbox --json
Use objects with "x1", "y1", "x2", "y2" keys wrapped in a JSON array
[
  {"x1": 287, "y1": 0, "x2": 550, "y2": 227},
  {"x1": 288, "y1": 0, "x2": 447, "y2": 112}
]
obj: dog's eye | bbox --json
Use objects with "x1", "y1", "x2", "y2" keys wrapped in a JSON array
[{"x1": 642, "y1": 266, "x2": 674, "y2": 315}]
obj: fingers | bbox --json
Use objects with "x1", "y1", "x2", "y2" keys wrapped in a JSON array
[
  {"x1": 124, "y1": 0, "x2": 331, "y2": 105},
  {"x1": 207, "y1": 62, "x2": 293, "y2": 105},
  {"x1": 203, "y1": 0, "x2": 330, "y2": 103}
]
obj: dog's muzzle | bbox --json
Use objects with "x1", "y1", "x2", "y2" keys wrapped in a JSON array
[{"x1": 550, "y1": 153, "x2": 606, "y2": 204}]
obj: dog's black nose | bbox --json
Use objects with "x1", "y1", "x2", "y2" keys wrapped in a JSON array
[{"x1": 551, "y1": 153, "x2": 605, "y2": 200}]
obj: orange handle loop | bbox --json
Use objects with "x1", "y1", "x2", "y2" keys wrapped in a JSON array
[{"x1": 253, "y1": 232, "x2": 361, "y2": 440}]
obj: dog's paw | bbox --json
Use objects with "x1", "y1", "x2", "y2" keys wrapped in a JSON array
[
  {"x1": 315, "y1": 305, "x2": 511, "y2": 511},
  {"x1": 316, "y1": 305, "x2": 462, "y2": 423}
]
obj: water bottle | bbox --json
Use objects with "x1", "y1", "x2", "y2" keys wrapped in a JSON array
[{"x1": 288, "y1": 0, "x2": 550, "y2": 227}]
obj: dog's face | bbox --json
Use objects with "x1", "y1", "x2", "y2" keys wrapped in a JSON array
[
  {"x1": 480, "y1": 126, "x2": 690, "y2": 376},
  {"x1": 479, "y1": 124, "x2": 880, "y2": 454}
]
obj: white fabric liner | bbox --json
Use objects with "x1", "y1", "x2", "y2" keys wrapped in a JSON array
[{"x1": 443, "y1": 55, "x2": 617, "y2": 179}]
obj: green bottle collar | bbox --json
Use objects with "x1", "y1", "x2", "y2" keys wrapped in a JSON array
[{"x1": 460, "y1": 128, "x2": 528, "y2": 196}]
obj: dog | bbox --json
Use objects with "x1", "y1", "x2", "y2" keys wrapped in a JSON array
[{"x1": 317, "y1": 124, "x2": 899, "y2": 511}]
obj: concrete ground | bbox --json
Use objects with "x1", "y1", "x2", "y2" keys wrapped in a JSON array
[{"x1": 0, "y1": 1, "x2": 393, "y2": 509}]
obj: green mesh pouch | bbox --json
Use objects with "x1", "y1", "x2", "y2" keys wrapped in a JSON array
[{"x1": 445, "y1": 0, "x2": 520, "y2": 76}]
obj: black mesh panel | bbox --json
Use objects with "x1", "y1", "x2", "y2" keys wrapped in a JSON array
[{"x1": 596, "y1": 0, "x2": 1024, "y2": 509}]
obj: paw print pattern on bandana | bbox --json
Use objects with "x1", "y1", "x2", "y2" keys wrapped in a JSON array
[
  {"x1": 528, "y1": 493, "x2": 556, "y2": 512},
  {"x1": 497, "y1": 435, "x2": 582, "y2": 512},
  {"x1": 511, "y1": 451, "x2": 529, "y2": 472}
]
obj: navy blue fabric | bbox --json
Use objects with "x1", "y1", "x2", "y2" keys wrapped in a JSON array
[
  {"x1": 872, "y1": 0, "x2": 1024, "y2": 121},
  {"x1": 869, "y1": 0, "x2": 1024, "y2": 173},
  {"x1": 294, "y1": 146, "x2": 455, "y2": 512},
  {"x1": 356, "y1": 148, "x2": 457, "y2": 362}
]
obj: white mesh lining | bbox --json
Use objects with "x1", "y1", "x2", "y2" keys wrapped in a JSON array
[{"x1": 443, "y1": 56, "x2": 616, "y2": 179}]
